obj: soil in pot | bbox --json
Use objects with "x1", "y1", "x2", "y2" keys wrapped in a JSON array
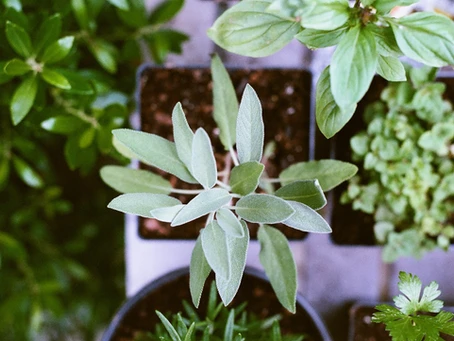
[
  {"x1": 139, "y1": 67, "x2": 312, "y2": 240},
  {"x1": 107, "y1": 269, "x2": 327, "y2": 341},
  {"x1": 329, "y1": 76, "x2": 454, "y2": 245}
]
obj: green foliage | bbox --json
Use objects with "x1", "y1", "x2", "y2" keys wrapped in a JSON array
[
  {"x1": 102, "y1": 54, "x2": 357, "y2": 311},
  {"x1": 373, "y1": 272, "x2": 454, "y2": 341},
  {"x1": 341, "y1": 66, "x2": 454, "y2": 262},
  {"x1": 208, "y1": 0, "x2": 454, "y2": 138},
  {"x1": 134, "y1": 282, "x2": 306, "y2": 341}
]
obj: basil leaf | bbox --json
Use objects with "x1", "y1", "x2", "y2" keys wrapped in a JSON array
[
  {"x1": 377, "y1": 55, "x2": 406, "y2": 82},
  {"x1": 11, "y1": 75, "x2": 38, "y2": 125},
  {"x1": 295, "y1": 26, "x2": 347, "y2": 49},
  {"x1": 374, "y1": 0, "x2": 418, "y2": 14},
  {"x1": 301, "y1": 0, "x2": 349, "y2": 31},
  {"x1": 107, "y1": 193, "x2": 181, "y2": 218},
  {"x1": 235, "y1": 194, "x2": 295, "y2": 224}
]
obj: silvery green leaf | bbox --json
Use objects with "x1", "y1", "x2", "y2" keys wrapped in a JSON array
[
  {"x1": 201, "y1": 221, "x2": 230, "y2": 280},
  {"x1": 191, "y1": 128, "x2": 217, "y2": 189},
  {"x1": 207, "y1": 0, "x2": 300, "y2": 57},
  {"x1": 172, "y1": 102, "x2": 194, "y2": 169},
  {"x1": 229, "y1": 161, "x2": 264, "y2": 196},
  {"x1": 235, "y1": 194, "x2": 294, "y2": 224},
  {"x1": 391, "y1": 12, "x2": 454, "y2": 67},
  {"x1": 315, "y1": 66, "x2": 356, "y2": 139},
  {"x1": 100, "y1": 165, "x2": 171, "y2": 194},
  {"x1": 150, "y1": 204, "x2": 185, "y2": 222},
  {"x1": 279, "y1": 160, "x2": 358, "y2": 191},
  {"x1": 190, "y1": 235, "x2": 211, "y2": 308},
  {"x1": 108, "y1": 193, "x2": 181, "y2": 218},
  {"x1": 377, "y1": 55, "x2": 406, "y2": 82},
  {"x1": 300, "y1": 0, "x2": 350, "y2": 31},
  {"x1": 171, "y1": 189, "x2": 232, "y2": 226},
  {"x1": 295, "y1": 26, "x2": 347, "y2": 49},
  {"x1": 112, "y1": 129, "x2": 197, "y2": 184},
  {"x1": 236, "y1": 84, "x2": 264, "y2": 164},
  {"x1": 283, "y1": 201, "x2": 331, "y2": 233},
  {"x1": 275, "y1": 180, "x2": 326, "y2": 210},
  {"x1": 211, "y1": 54, "x2": 238, "y2": 150},
  {"x1": 258, "y1": 225, "x2": 297, "y2": 313},
  {"x1": 331, "y1": 25, "x2": 378, "y2": 109},
  {"x1": 216, "y1": 221, "x2": 249, "y2": 305},
  {"x1": 216, "y1": 208, "x2": 244, "y2": 238}
]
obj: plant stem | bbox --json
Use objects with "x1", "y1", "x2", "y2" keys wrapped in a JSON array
[
  {"x1": 169, "y1": 188, "x2": 204, "y2": 195},
  {"x1": 260, "y1": 178, "x2": 282, "y2": 184},
  {"x1": 52, "y1": 90, "x2": 100, "y2": 129},
  {"x1": 229, "y1": 147, "x2": 239, "y2": 167},
  {"x1": 216, "y1": 180, "x2": 231, "y2": 191}
]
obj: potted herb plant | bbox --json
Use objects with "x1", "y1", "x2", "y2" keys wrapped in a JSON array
[
  {"x1": 101, "y1": 54, "x2": 358, "y2": 312},
  {"x1": 338, "y1": 66, "x2": 454, "y2": 262},
  {"x1": 100, "y1": 267, "x2": 332, "y2": 341}
]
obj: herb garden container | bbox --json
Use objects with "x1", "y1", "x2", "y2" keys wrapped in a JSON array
[
  {"x1": 137, "y1": 65, "x2": 313, "y2": 240},
  {"x1": 100, "y1": 266, "x2": 332, "y2": 341}
]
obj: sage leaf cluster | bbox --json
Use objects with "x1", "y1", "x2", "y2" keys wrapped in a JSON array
[
  {"x1": 102, "y1": 54, "x2": 358, "y2": 312},
  {"x1": 208, "y1": 0, "x2": 454, "y2": 139}
]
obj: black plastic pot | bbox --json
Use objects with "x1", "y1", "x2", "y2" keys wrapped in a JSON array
[{"x1": 101, "y1": 266, "x2": 332, "y2": 341}]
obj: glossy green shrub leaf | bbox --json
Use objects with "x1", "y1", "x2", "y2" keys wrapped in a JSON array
[
  {"x1": 216, "y1": 208, "x2": 244, "y2": 238},
  {"x1": 79, "y1": 127, "x2": 95, "y2": 148},
  {"x1": 6, "y1": 21, "x2": 33, "y2": 58},
  {"x1": 40, "y1": 36, "x2": 74, "y2": 64},
  {"x1": 40, "y1": 68, "x2": 71, "y2": 89},
  {"x1": 172, "y1": 102, "x2": 193, "y2": 169},
  {"x1": 300, "y1": 0, "x2": 349, "y2": 31},
  {"x1": 40, "y1": 116, "x2": 83, "y2": 134},
  {"x1": 258, "y1": 225, "x2": 296, "y2": 313},
  {"x1": 331, "y1": 25, "x2": 377, "y2": 109},
  {"x1": 191, "y1": 128, "x2": 217, "y2": 189},
  {"x1": 295, "y1": 26, "x2": 347, "y2": 49},
  {"x1": 215, "y1": 221, "x2": 249, "y2": 306},
  {"x1": 315, "y1": 66, "x2": 356, "y2": 138},
  {"x1": 12, "y1": 156, "x2": 44, "y2": 188},
  {"x1": 275, "y1": 180, "x2": 326, "y2": 210},
  {"x1": 107, "y1": 0, "x2": 129, "y2": 10},
  {"x1": 71, "y1": 0, "x2": 90, "y2": 30},
  {"x1": 146, "y1": 29, "x2": 189, "y2": 64},
  {"x1": 57, "y1": 69, "x2": 94, "y2": 95},
  {"x1": 377, "y1": 55, "x2": 406, "y2": 82},
  {"x1": 236, "y1": 84, "x2": 264, "y2": 164},
  {"x1": 207, "y1": 0, "x2": 300, "y2": 58},
  {"x1": 229, "y1": 161, "x2": 264, "y2": 196},
  {"x1": 3, "y1": 58, "x2": 31, "y2": 76},
  {"x1": 107, "y1": 193, "x2": 181, "y2": 218},
  {"x1": 0, "y1": 62, "x2": 13, "y2": 85},
  {"x1": 100, "y1": 165, "x2": 172, "y2": 194},
  {"x1": 88, "y1": 39, "x2": 117, "y2": 73},
  {"x1": 280, "y1": 160, "x2": 358, "y2": 191},
  {"x1": 3, "y1": 0, "x2": 22, "y2": 10},
  {"x1": 211, "y1": 54, "x2": 238, "y2": 150},
  {"x1": 283, "y1": 201, "x2": 331, "y2": 233},
  {"x1": 0, "y1": 157, "x2": 10, "y2": 190},
  {"x1": 171, "y1": 189, "x2": 232, "y2": 226},
  {"x1": 35, "y1": 14, "x2": 62, "y2": 55},
  {"x1": 11, "y1": 75, "x2": 38, "y2": 125},
  {"x1": 391, "y1": 12, "x2": 454, "y2": 67},
  {"x1": 201, "y1": 221, "x2": 231, "y2": 280},
  {"x1": 112, "y1": 129, "x2": 197, "y2": 184},
  {"x1": 149, "y1": 0, "x2": 184, "y2": 25},
  {"x1": 116, "y1": 0, "x2": 147, "y2": 28},
  {"x1": 190, "y1": 236, "x2": 211, "y2": 308},
  {"x1": 235, "y1": 194, "x2": 294, "y2": 224}
]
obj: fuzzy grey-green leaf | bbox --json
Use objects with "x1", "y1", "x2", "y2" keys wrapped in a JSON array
[
  {"x1": 107, "y1": 193, "x2": 181, "y2": 218},
  {"x1": 235, "y1": 194, "x2": 294, "y2": 223},
  {"x1": 112, "y1": 129, "x2": 197, "y2": 184},
  {"x1": 283, "y1": 201, "x2": 331, "y2": 233},
  {"x1": 150, "y1": 204, "x2": 185, "y2": 222},
  {"x1": 279, "y1": 160, "x2": 358, "y2": 191},
  {"x1": 229, "y1": 161, "x2": 264, "y2": 196},
  {"x1": 211, "y1": 54, "x2": 238, "y2": 150},
  {"x1": 172, "y1": 102, "x2": 193, "y2": 169},
  {"x1": 201, "y1": 221, "x2": 230, "y2": 280},
  {"x1": 216, "y1": 208, "x2": 244, "y2": 238},
  {"x1": 190, "y1": 235, "x2": 211, "y2": 308},
  {"x1": 171, "y1": 189, "x2": 232, "y2": 226},
  {"x1": 275, "y1": 180, "x2": 326, "y2": 210},
  {"x1": 191, "y1": 128, "x2": 217, "y2": 189},
  {"x1": 236, "y1": 84, "x2": 264, "y2": 164},
  {"x1": 258, "y1": 225, "x2": 296, "y2": 313}
]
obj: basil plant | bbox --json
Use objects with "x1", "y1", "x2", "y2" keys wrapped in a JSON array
[
  {"x1": 342, "y1": 66, "x2": 454, "y2": 262},
  {"x1": 101, "y1": 55, "x2": 357, "y2": 312},
  {"x1": 208, "y1": 0, "x2": 454, "y2": 139}
]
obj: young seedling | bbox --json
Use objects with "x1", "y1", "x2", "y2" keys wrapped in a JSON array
[
  {"x1": 373, "y1": 271, "x2": 454, "y2": 340},
  {"x1": 101, "y1": 54, "x2": 357, "y2": 312}
]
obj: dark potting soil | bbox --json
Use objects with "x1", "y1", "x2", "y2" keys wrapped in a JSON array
[
  {"x1": 350, "y1": 304, "x2": 454, "y2": 341},
  {"x1": 329, "y1": 76, "x2": 454, "y2": 245},
  {"x1": 139, "y1": 67, "x2": 312, "y2": 239},
  {"x1": 110, "y1": 272, "x2": 324, "y2": 341}
]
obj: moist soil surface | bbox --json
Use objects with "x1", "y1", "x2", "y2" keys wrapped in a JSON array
[
  {"x1": 109, "y1": 271, "x2": 325, "y2": 341},
  {"x1": 330, "y1": 77, "x2": 454, "y2": 245},
  {"x1": 139, "y1": 67, "x2": 312, "y2": 239}
]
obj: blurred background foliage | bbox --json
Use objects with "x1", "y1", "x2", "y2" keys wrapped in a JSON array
[{"x1": 0, "y1": 0, "x2": 187, "y2": 339}]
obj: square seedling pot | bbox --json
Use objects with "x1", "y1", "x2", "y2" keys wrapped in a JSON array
[{"x1": 138, "y1": 66, "x2": 313, "y2": 240}]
